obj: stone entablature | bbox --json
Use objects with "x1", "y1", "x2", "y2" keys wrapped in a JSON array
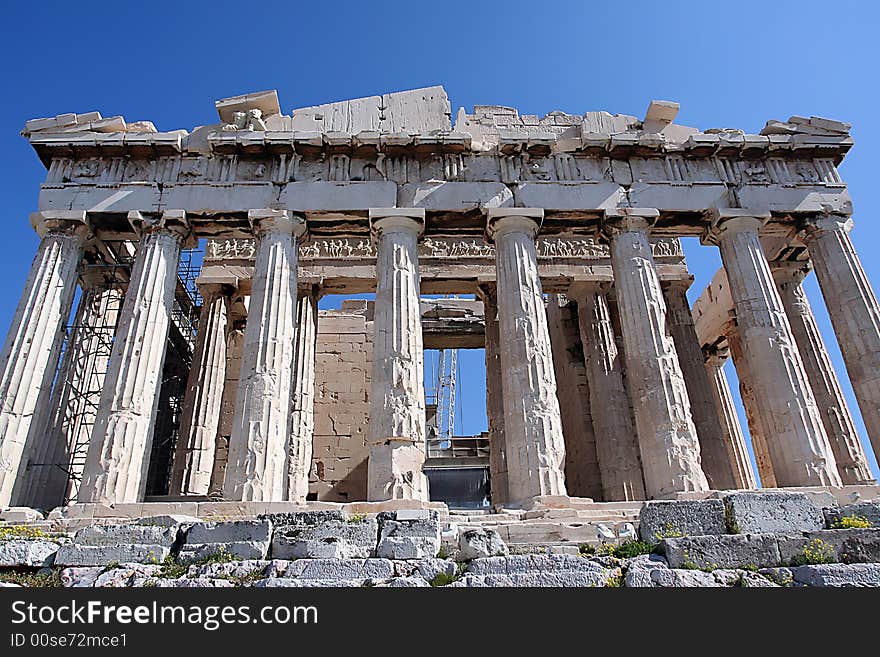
[{"x1": 205, "y1": 235, "x2": 683, "y2": 262}]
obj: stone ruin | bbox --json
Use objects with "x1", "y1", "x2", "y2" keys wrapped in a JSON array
[{"x1": 1, "y1": 85, "x2": 880, "y2": 587}]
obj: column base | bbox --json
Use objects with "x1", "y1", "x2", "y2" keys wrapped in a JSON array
[{"x1": 367, "y1": 437, "x2": 429, "y2": 502}]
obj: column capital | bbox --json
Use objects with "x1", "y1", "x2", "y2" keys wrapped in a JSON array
[
  {"x1": 197, "y1": 282, "x2": 235, "y2": 300},
  {"x1": 702, "y1": 344, "x2": 730, "y2": 368},
  {"x1": 601, "y1": 207, "x2": 659, "y2": 238},
  {"x1": 129, "y1": 210, "x2": 195, "y2": 246},
  {"x1": 485, "y1": 208, "x2": 543, "y2": 243},
  {"x1": 662, "y1": 276, "x2": 695, "y2": 293},
  {"x1": 799, "y1": 214, "x2": 854, "y2": 243},
  {"x1": 369, "y1": 208, "x2": 425, "y2": 237},
  {"x1": 248, "y1": 209, "x2": 307, "y2": 239},
  {"x1": 770, "y1": 261, "x2": 811, "y2": 285},
  {"x1": 29, "y1": 210, "x2": 91, "y2": 241},
  {"x1": 702, "y1": 208, "x2": 771, "y2": 246}
]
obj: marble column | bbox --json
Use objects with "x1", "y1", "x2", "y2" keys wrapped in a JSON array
[
  {"x1": 702, "y1": 346, "x2": 757, "y2": 489},
  {"x1": 79, "y1": 210, "x2": 192, "y2": 504},
  {"x1": 477, "y1": 283, "x2": 509, "y2": 506},
  {"x1": 603, "y1": 208, "x2": 709, "y2": 498},
  {"x1": 487, "y1": 208, "x2": 567, "y2": 501},
  {"x1": 225, "y1": 210, "x2": 306, "y2": 502},
  {"x1": 568, "y1": 282, "x2": 645, "y2": 501},
  {"x1": 287, "y1": 287, "x2": 318, "y2": 503},
  {"x1": 772, "y1": 263, "x2": 874, "y2": 484},
  {"x1": 801, "y1": 215, "x2": 880, "y2": 464},
  {"x1": 0, "y1": 211, "x2": 90, "y2": 507},
  {"x1": 21, "y1": 271, "x2": 122, "y2": 508},
  {"x1": 169, "y1": 283, "x2": 232, "y2": 496},
  {"x1": 727, "y1": 326, "x2": 777, "y2": 488},
  {"x1": 367, "y1": 209, "x2": 429, "y2": 502},
  {"x1": 705, "y1": 210, "x2": 840, "y2": 487},
  {"x1": 663, "y1": 278, "x2": 739, "y2": 490}
]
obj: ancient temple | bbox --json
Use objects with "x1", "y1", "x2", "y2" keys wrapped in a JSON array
[{"x1": 1, "y1": 86, "x2": 876, "y2": 513}]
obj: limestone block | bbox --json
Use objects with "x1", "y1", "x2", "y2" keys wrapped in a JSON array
[
  {"x1": 662, "y1": 534, "x2": 781, "y2": 570},
  {"x1": 94, "y1": 564, "x2": 163, "y2": 588},
  {"x1": 273, "y1": 558, "x2": 395, "y2": 580},
  {"x1": 466, "y1": 554, "x2": 605, "y2": 575},
  {"x1": 260, "y1": 510, "x2": 343, "y2": 527},
  {"x1": 60, "y1": 567, "x2": 103, "y2": 587},
  {"x1": 638, "y1": 500, "x2": 727, "y2": 543},
  {"x1": 710, "y1": 569, "x2": 779, "y2": 587},
  {"x1": 0, "y1": 507, "x2": 45, "y2": 522},
  {"x1": 136, "y1": 514, "x2": 202, "y2": 527},
  {"x1": 415, "y1": 558, "x2": 458, "y2": 581},
  {"x1": 723, "y1": 491, "x2": 824, "y2": 534},
  {"x1": 790, "y1": 563, "x2": 880, "y2": 587},
  {"x1": 271, "y1": 517, "x2": 378, "y2": 559},
  {"x1": 72, "y1": 524, "x2": 178, "y2": 548},
  {"x1": 626, "y1": 568, "x2": 723, "y2": 587},
  {"x1": 377, "y1": 576, "x2": 430, "y2": 587},
  {"x1": 376, "y1": 510, "x2": 441, "y2": 559},
  {"x1": 54, "y1": 544, "x2": 170, "y2": 566},
  {"x1": 367, "y1": 440, "x2": 429, "y2": 502},
  {"x1": 457, "y1": 528, "x2": 509, "y2": 561},
  {"x1": 146, "y1": 577, "x2": 236, "y2": 588},
  {"x1": 0, "y1": 540, "x2": 60, "y2": 567},
  {"x1": 253, "y1": 578, "x2": 365, "y2": 588},
  {"x1": 457, "y1": 571, "x2": 612, "y2": 587},
  {"x1": 824, "y1": 502, "x2": 880, "y2": 528},
  {"x1": 179, "y1": 520, "x2": 272, "y2": 562},
  {"x1": 187, "y1": 560, "x2": 270, "y2": 580},
  {"x1": 776, "y1": 528, "x2": 880, "y2": 565}
]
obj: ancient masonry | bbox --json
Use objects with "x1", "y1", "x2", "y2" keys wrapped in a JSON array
[{"x1": 1, "y1": 86, "x2": 880, "y2": 587}]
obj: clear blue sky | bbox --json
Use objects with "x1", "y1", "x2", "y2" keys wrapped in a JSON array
[{"x1": 1, "y1": 1, "x2": 878, "y2": 478}]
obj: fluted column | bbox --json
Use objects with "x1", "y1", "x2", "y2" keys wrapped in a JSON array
[
  {"x1": 663, "y1": 278, "x2": 739, "y2": 490},
  {"x1": 603, "y1": 208, "x2": 709, "y2": 498},
  {"x1": 0, "y1": 211, "x2": 89, "y2": 507},
  {"x1": 727, "y1": 326, "x2": 776, "y2": 487},
  {"x1": 568, "y1": 282, "x2": 645, "y2": 501},
  {"x1": 169, "y1": 283, "x2": 232, "y2": 496},
  {"x1": 801, "y1": 215, "x2": 880, "y2": 464},
  {"x1": 225, "y1": 210, "x2": 306, "y2": 502},
  {"x1": 79, "y1": 211, "x2": 192, "y2": 504},
  {"x1": 487, "y1": 208, "x2": 567, "y2": 501},
  {"x1": 21, "y1": 271, "x2": 122, "y2": 508},
  {"x1": 705, "y1": 210, "x2": 840, "y2": 487},
  {"x1": 477, "y1": 283, "x2": 509, "y2": 506},
  {"x1": 772, "y1": 263, "x2": 874, "y2": 484},
  {"x1": 367, "y1": 209, "x2": 428, "y2": 502},
  {"x1": 287, "y1": 287, "x2": 318, "y2": 502},
  {"x1": 702, "y1": 346, "x2": 757, "y2": 489}
]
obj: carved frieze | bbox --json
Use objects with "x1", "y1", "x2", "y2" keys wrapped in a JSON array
[{"x1": 205, "y1": 235, "x2": 682, "y2": 263}]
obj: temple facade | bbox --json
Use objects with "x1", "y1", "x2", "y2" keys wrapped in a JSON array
[{"x1": 1, "y1": 86, "x2": 877, "y2": 512}]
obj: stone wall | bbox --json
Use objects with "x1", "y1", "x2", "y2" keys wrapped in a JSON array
[{"x1": 310, "y1": 301, "x2": 373, "y2": 501}]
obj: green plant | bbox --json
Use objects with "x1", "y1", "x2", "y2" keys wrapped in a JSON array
[
  {"x1": 346, "y1": 514, "x2": 367, "y2": 523},
  {"x1": 157, "y1": 555, "x2": 187, "y2": 579},
  {"x1": 605, "y1": 575, "x2": 623, "y2": 588},
  {"x1": 597, "y1": 540, "x2": 657, "y2": 560},
  {"x1": 832, "y1": 515, "x2": 872, "y2": 529},
  {"x1": 791, "y1": 538, "x2": 835, "y2": 566},
  {"x1": 724, "y1": 504, "x2": 740, "y2": 534},
  {"x1": 0, "y1": 568, "x2": 63, "y2": 588},
  {"x1": 435, "y1": 546, "x2": 451, "y2": 559},
  {"x1": 429, "y1": 572, "x2": 458, "y2": 587},
  {"x1": 578, "y1": 544, "x2": 596, "y2": 556},
  {"x1": 198, "y1": 547, "x2": 241, "y2": 565},
  {"x1": 104, "y1": 561, "x2": 121, "y2": 570},
  {"x1": 653, "y1": 523, "x2": 684, "y2": 541},
  {"x1": 0, "y1": 525, "x2": 58, "y2": 541}
]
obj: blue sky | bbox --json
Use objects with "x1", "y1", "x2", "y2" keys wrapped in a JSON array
[{"x1": 1, "y1": 1, "x2": 878, "y2": 478}]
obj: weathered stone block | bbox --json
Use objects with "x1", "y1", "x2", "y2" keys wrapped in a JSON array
[
  {"x1": 457, "y1": 528, "x2": 509, "y2": 560},
  {"x1": 271, "y1": 517, "x2": 378, "y2": 559},
  {"x1": 94, "y1": 564, "x2": 163, "y2": 587},
  {"x1": 60, "y1": 567, "x2": 103, "y2": 587},
  {"x1": 723, "y1": 491, "x2": 824, "y2": 534},
  {"x1": 136, "y1": 514, "x2": 202, "y2": 527},
  {"x1": 73, "y1": 524, "x2": 178, "y2": 548},
  {"x1": 457, "y1": 571, "x2": 611, "y2": 587},
  {"x1": 414, "y1": 558, "x2": 458, "y2": 581},
  {"x1": 54, "y1": 544, "x2": 170, "y2": 567},
  {"x1": 790, "y1": 563, "x2": 880, "y2": 587},
  {"x1": 0, "y1": 540, "x2": 59, "y2": 567},
  {"x1": 177, "y1": 542, "x2": 267, "y2": 563},
  {"x1": 662, "y1": 534, "x2": 781, "y2": 570},
  {"x1": 638, "y1": 500, "x2": 727, "y2": 542},
  {"x1": 259, "y1": 511, "x2": 343, "y2": 527},
  {"x1": 185, "y1": 520, "x2": 272, "y2": 544},
  {"x1": 376, "y1": 511, "x2": 440, "y2": 559},
  {"x1": 274, "y1": 558, "x2": 395, "y2": 581},
  {"x1": 467, "y1": 554, "x2": 604, "y2": 575},
  {"x1": 0, "y1": 507, "x2": 44, "y2": 522},
  {"x1": 377, "y1": 576, "x2": 431, "y2": 587},
  {"x1": 824, "y1": 502, "x2": 880, "y2": 528},
  {"x1": 626, "y1": 568, "x2": 723, "y2": 587},
  {"x1": 776, "y1": 528, "x2": 880, "y2": 565}
]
